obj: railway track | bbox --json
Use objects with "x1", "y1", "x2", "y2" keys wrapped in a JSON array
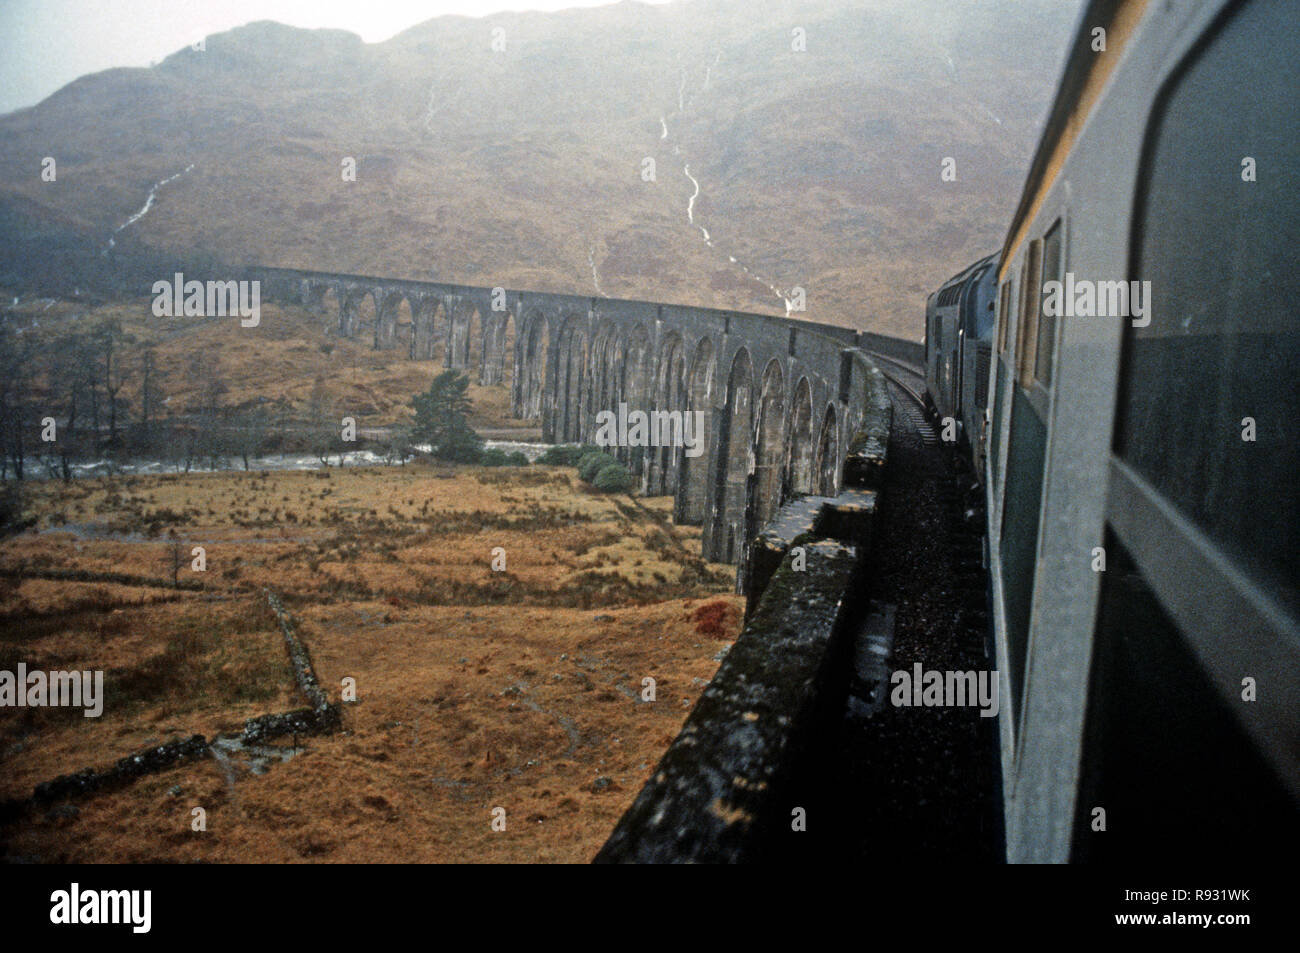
[
  {"x1": 780, "y1": 347, "x2": 999, "y2": 863},
  {"x1": 864, "y1": 352, "x2": 936, "y2": 447},
  {"x1": 863, "y1": 350, "x2": 924, "y2": 382}
]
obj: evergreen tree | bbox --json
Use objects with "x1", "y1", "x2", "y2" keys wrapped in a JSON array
[{"x1": 412, "y1": 371, "x2": 482, "y2": 463}]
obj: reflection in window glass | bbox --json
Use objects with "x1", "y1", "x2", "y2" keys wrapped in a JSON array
[{"x1": 1116, "y1": 0, "x2": 1300, "y2": 605}]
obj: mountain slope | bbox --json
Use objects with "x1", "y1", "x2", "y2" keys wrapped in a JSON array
[{"x1": 0, "y1": 0, "x2": 1080, "y2": 336}]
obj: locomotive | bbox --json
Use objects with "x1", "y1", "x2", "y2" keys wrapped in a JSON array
[{"x1": 923, "y1": 252, "x2": 998, "y2": 476}]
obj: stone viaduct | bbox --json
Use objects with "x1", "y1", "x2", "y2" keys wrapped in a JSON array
[{"x1": 246, "y1": 266, "x2": 918, "y2": 577}]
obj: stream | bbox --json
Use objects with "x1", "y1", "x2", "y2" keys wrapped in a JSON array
[
  {"x1": 104, "y1": 164, "x2": 195, "y2": 253},
  {"x1": 659, "y1": 52, "x2": 795, "y2": 316},
  {"x1": 29, "y1": 440, "x2": 555, "y2": 481}
]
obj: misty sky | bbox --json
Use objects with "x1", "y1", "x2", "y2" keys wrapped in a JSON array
[{"x1": 0, "y1": 0, "x2": 670, "y2": 115}]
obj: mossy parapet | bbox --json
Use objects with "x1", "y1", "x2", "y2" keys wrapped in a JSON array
[
  {"x1": 594, "y1": 539, "x2": 861, "y2": 863},
  {"x1": 744, "y1": 488, "x2": 877, "y2": 616},
  {"x1": 843, "y1": 364, "x2": 892, "y2": 491},
  {"x1": 814, "y1": 488, "x2": 878, "y2": 549},
  {"x1": 743, "y1": 494, "x2": 834, "y2": 619}
]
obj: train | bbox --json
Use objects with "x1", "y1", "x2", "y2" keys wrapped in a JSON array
[
  {"x1": 923, "y1": 252, "x2": 998, "y2": 477},
  {"x1": 923, "y1": 0, "x2": 1299, "y2": 863}
]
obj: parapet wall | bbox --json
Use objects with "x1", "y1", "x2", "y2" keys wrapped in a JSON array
[
  {"x1": 594, "y1": 539, "x2": 864, "y2": 863},
  {"x1": 595, "y1": 356, "x2": 894, "y2": 862}
]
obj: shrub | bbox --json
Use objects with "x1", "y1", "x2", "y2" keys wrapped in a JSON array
[
  {"x1": 593, "y1": 462, "x2": 632, "y2": 493},
  {"x1": 504, "y1": 451, "x2": 529, "y2": 467},
  {"x1": 0, "y1": 483, "x2": 29, "y2": 538},
  {"x1": 536, "y1": 444, "x2": 586, "y2": 466},
  {"x1": 434, "y1": 430, "x2": 484, "y2": 464},
  {"x1": 578, "y1": 451, "x2": 619, "y2": 483},
  {"x1": 480, "y1": 448, "x2": 509, "y2": 467},
  {"x1": 691, "y1": 600, "x2": 732, "y2": 638}
]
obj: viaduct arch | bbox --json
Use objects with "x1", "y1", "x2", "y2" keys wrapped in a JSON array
[{"x1": 257, "y1": 267, "x2": 884, "y2": 570}]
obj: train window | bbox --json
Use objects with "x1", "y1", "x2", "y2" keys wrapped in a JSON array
[
  {"x1": 1116, "y1": 0, "x2": 1300, "y2": 607},
  {"x1": 1035, "y1": 220, "x2": 1062, "y2": 386},
  {"x1": 1016, "y1": 239, "x2": 1043, "y2": 389},
  {"x1": 999, "y1": 274, "x2": 1017, "y2": 357}
]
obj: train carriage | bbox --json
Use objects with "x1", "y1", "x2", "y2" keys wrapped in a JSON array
[{"x1": 936, "y1": 0, "x2": 1299, "y2": 862}]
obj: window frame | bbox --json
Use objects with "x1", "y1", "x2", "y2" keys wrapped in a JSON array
[
  {"x1": 999, "y1": 269, "x2": 1019, "y2": 359},
  {"x1": 1035, "y1": 219, "x2": 1064, "y2": 387},
  {"x1": 1015, "y1": 238, "x2": 1043, "y2": 391},
  {"x1": 997, "y1": 279, "x2": 1012, "y2": 355}
]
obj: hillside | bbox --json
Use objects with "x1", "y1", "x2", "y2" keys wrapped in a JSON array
[{"x1": 0, "y1": 0, "x2": 1079, "y2": 337}]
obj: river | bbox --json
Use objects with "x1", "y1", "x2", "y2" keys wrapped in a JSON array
[{"x1": 28, "y1": 440, "x2": 556, "y2": 481}]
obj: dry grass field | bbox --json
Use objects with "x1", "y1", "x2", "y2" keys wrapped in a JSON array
[{"x1": 0, "y1": 464, "x2": 743, "y2": 862}]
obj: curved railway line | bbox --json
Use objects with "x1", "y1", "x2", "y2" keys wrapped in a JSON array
[
  {"x1": 864, "y1": 351, "x2": 936, "y2": 446},
  {"x1": 780, "y1": 346, "x2": 999, "y2": 863}
]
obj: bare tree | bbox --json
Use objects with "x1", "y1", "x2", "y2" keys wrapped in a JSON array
[
  {"x1": 185, "y1": 352, "x2": 228, "y2": 469},
  {"x1": 92, "y1": 318, "x2": 133, "y2": 450},
  {"x1": 139, "y1": 346, "x2": 164, "y2": 450},
  {"x1": 306, "y1": 377, "x2": 338, "y2": 467},
  {"x1": 48, "y1": 332, "x2": 96, "y2": 481},
  {"x1": 232, "y1": 400, "x2": 271, "y2": 471},
  {"x1": 165, "y1": 536, "x2": 186, "y2": 587},
  {"x1": 381, "y1": 423, "x2": 413, "y2": 466},
  {"x1": 0, "y1": 320, "x2": 37, "y2": 481}
]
